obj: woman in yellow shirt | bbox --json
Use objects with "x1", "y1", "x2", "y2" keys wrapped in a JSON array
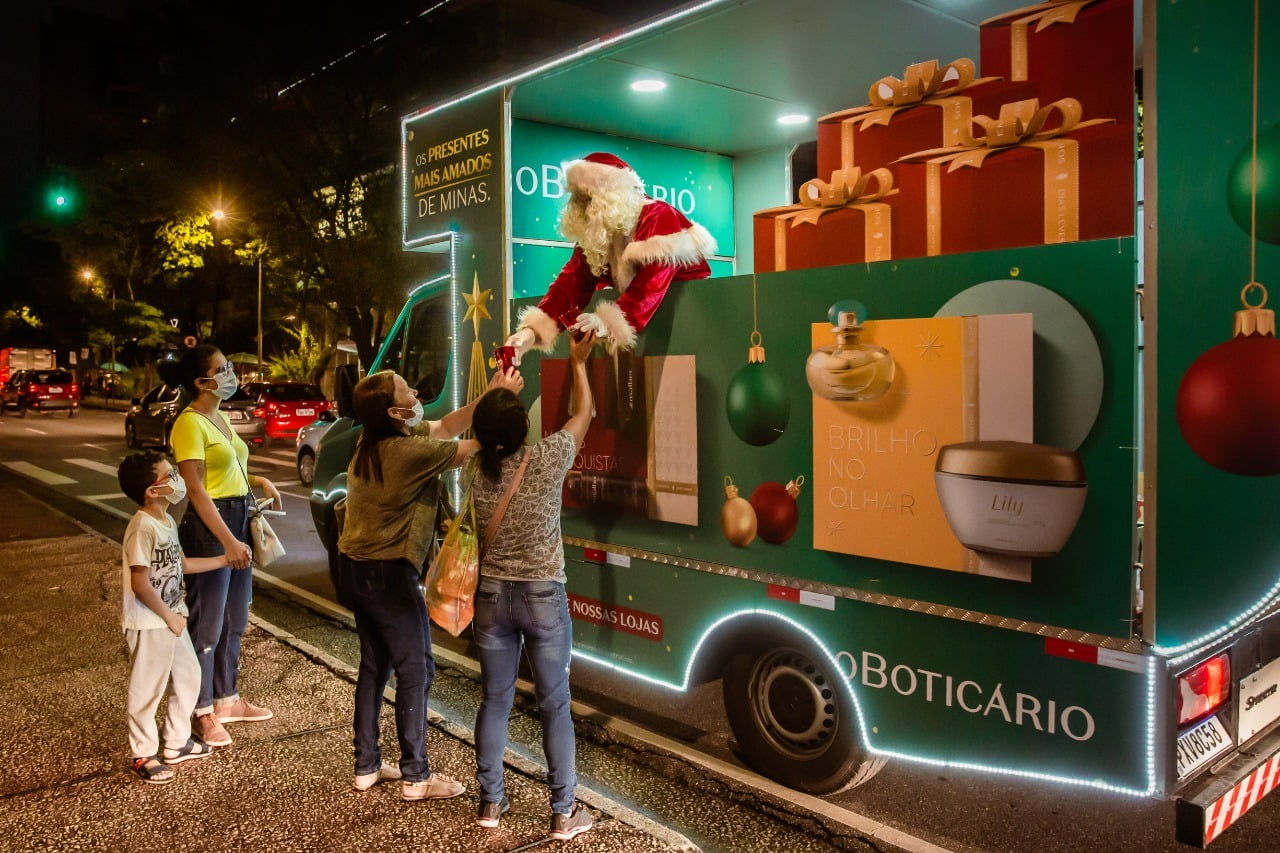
[{"x1": 162, "y1": 345, "x2": 280, "y2": 749}]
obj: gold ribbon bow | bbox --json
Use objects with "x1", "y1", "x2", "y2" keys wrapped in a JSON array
[
  {"x1": 818, "y1": 58, "x2": 996, "y2": 171},
  {"x1": 896, "y1": 98, "x2": 1113, "y2": 256},
  {"x1": 980, "y1": 1, "x2": 1101, "y2": 81},
  {"x1": 755, "y1": 168, "x2": 898, "y2": 270}
]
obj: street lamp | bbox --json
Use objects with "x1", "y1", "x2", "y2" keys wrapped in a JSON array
[
  {"x1": 81, "y1": 268, "x2": 115, "y2": 374},
  {"x1": 211, "y1": 208, "x2": 266, "y2": 378}
]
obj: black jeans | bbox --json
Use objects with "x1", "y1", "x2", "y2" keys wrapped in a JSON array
[{"x1": 336, "y1": 554, "x2": 435, "y2": 780}]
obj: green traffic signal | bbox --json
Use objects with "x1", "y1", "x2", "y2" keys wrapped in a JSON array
[{"x1": 44, "y1": 182, "x2": 79, "y2": 216}]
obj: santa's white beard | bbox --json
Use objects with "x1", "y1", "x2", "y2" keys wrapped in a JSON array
[{"x1": 560, "y1": 191, "x2": 643, "y2": 276}]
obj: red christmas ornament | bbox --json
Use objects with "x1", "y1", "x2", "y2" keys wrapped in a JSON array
[
  {"x1": 749, "y1": 476, "x2": 805, "y2": 545},
  {"x1": 1176, "y1": 283, "x2": 1280, "y2": 476}
]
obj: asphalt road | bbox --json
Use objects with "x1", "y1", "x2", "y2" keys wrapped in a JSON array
[{"x1": 6, "y1": 405, "x2": 1280, "y2": 852}]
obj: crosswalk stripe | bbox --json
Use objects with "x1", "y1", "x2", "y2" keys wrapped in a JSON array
[
  {"x1": 80, "y1": 495, "x2": 133, "y2": 521},
  {"x1": 248, "y1": 455, "x2": 295, "y2": 468},
  {"x1": 66, "y1": 458, "x2": 120, "y2": 477},
  {"x1": 3, "y1": 461, "x2": 77, "y2": 485}
]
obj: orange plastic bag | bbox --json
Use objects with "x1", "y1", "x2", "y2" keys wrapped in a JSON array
[{"x1": 424, "y1": 493, "x2": 480, "y2": 637}]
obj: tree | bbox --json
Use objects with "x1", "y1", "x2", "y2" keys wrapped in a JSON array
[{"x1": 265, "y1": 321, "x2": 329, "y2": 382}]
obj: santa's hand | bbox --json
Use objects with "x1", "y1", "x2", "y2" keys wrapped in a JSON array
[
  {"x1": 504, "y1": 328, "x2": 536, "y2": 365},
  {"x1": 573, "y1": 312, "x2": 609, "y2": 342}
]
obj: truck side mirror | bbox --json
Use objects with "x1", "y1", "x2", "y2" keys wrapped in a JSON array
[{"x1": 334, "y1": 364, "x2": 359, "y2": 419}]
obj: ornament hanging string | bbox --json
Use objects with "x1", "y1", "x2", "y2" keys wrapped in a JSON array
[
  {"x1": 749, "y1": 275, "x2": 765, "y2": 363},
  {"x1": 1246, "y1": 0, "x2": 1262, "y2": 306}
]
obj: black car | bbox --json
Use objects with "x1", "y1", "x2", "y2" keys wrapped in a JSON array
[{"x1": 125, "y1": 384, "x2": 265, "y2": 451}]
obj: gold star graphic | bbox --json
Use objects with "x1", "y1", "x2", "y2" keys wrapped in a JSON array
[
  {"x1": 916, "y1": 333, "x2": 944, "y2": 359},
  {"x1": 463, "y1": 272, "x2": 492, "y2": 335}
]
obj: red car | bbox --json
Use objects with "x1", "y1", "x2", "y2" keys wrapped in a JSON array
[
  {"x1": 243, "y1": 381, "x2": 331, "y2": 447},
  {"x1": 0, "y1": 368, "x2": 79, "y2": 417}
]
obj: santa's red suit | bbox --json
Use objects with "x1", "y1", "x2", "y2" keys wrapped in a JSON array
[{"x1": 514, "y1": 152, "x2": 716, "y2": 353}]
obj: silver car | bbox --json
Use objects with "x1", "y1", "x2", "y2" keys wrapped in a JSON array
[{"x1": 294, "y1": 410, "x2": 337, "y2": 486}]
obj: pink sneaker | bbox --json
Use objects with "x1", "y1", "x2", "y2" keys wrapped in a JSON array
[
  {"x1": 192, "y1": 713, "x2": 233, "y2": 747},
  {"x1": 214, "y1": 698, "x2": 273, "y2": 723}
]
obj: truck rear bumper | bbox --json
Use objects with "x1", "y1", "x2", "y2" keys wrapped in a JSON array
[{"x1": 1176, "y1": 723, "x2": 1280, "y2": 846}]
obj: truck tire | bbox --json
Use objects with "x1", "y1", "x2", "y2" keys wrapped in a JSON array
[
  {"x1": 723, "y1": 638, "x2": 885, "y2": 794},
  {"x1": 297, "y1": 448, "x2": 316, "y2": 486}
]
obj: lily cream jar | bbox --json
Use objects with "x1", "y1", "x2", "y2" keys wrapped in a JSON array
[{"x1": 934, "y1": 441, "x2": 1087, "y2": 558}]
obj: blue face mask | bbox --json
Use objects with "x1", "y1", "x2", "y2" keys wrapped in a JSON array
[{"x1": 203, "y1": 370, "x2": 240, "y2": 401}]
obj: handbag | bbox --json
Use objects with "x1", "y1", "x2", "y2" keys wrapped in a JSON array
[
  {"x1": 424, "y1": 450, "x2": 530, "y2": 637},
  {"x1": 249, "y1": 508, "x2": 286, "y2": 566}
]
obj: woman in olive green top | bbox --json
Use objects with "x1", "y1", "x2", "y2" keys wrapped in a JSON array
[{"x1": 336, "y1": 366, "x2": 522, "y2": 801}]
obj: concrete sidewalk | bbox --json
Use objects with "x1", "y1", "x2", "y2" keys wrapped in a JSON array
[{"x1": 0, "y1": 487, "x2": 683, "y2": 852}]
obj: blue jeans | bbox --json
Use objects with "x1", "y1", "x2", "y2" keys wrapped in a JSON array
[
  {"x1": 180, "y1": 495, "x2": 252, "y2": 715},
  {"x1": 337, "y1": 554, "x2": 435, "y2": 781},
  {"x1": 473, "y1": 577, "x2": 576, "y2": 813}
]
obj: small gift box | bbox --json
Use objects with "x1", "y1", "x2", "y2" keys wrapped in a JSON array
[
  {"x1": 893, "y1": 98, "x2": 1134, "y2": 258},
  {"x1": 753, "y1": 167, "x2": 897, "y2": 272},
  {"x1": 980, "y1": 0, "x2": 1135, "y2": 127},
  {"x1": 816, "y1": 58, "x2": 1038, "y2": 177}
]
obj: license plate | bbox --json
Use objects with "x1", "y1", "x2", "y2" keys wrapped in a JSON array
[
  {"x1": 48, "y1": 386, "x2": 63, "y2": 393},
  {"x1": 1239, "y1": 656, "x2": 1280, "y2": 743},
  {"x1": 296, "y1": 408, "x2": 314, "y2": 417},
  {"x1": 228, "y1": 411, "x2": 246, "y2": 421},
  {"x1": 1177, "y1": 714, "x2": 1231, "y2": 779}
]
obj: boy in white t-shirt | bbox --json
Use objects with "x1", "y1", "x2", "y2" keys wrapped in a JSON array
[{"x1": 117, "y1": 451, "x2": 226, "y2": 784}]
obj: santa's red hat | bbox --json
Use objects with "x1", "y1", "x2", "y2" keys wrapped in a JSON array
[{"x1": 564, "y1": 152, "x2": 645, "y2": 197}]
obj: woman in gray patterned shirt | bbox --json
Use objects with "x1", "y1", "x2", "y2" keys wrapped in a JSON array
[{"x1": 469, "y1": 330, "x2": 596, "y2": 840}]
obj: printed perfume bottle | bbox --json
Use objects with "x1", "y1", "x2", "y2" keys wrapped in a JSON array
[{"x1": 805, "y1": 309, "x2": 895, "y2": 401}]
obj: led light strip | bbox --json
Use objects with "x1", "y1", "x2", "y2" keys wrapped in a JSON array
[
  {"x1": 1158, "y1": 580, "x2": 1280, "y2": 664},
  {"x1": 572, "y1": 607, "x2": 1157, "y2": 797}
]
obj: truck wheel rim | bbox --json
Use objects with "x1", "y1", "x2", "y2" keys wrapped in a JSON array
[{"x1": 749, "y1": 648, "x2": 838, "y2": 759}]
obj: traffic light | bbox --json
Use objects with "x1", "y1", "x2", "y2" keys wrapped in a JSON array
[{"x1": 43, "y1": 178, "x2": 79, "y2": 217}]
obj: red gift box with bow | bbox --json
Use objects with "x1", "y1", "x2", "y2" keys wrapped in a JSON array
[
  {"x1": 892, "y1": 97, "x2": 1134, "y2": 259},
  {"x1": 980, "y1": 0, "x2": 1135, "y2": 128},
  {"x1": 753, "y1": 167, "x2": 898, "y2": 272},
  {"x1": 816, "y1": 58, "x2": 1038, "y2": 177}
]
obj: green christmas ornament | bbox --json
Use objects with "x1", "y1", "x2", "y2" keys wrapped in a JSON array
[
  {"x1": 726, "y1": 331, "x2": 790, "y2": 446},
  {"x1": 1226, "y1": 123, "x2": 1280, "y2": 245}
]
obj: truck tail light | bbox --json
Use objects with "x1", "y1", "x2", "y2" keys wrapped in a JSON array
[{"x1": 1178, "y1": 653, "x2": 1231, "y2": 726}]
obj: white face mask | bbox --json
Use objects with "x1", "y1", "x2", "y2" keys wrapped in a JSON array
[
  {"x1": 392, "y1": 400, "x2": 424, "y2": 428},
  {"x1": 202, "y1": 370, "x2": 240, "y2": 401},
  {"x1": 152, "y1": 472, "x2": 187, "y2": 505},
  {"x1": 163, "y1": 474, "x2": 188, "y2": 505}
]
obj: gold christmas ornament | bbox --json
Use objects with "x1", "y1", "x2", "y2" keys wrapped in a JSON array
[{"x1": 720, "y1": 475, "x2": 758, "y2": 547}]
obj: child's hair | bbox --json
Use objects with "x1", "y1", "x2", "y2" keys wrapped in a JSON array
[
  {"x1": 157, "y1": 344, "x2": 223, "y2": 398},
  {"x1": 118, "y1": 450, "x2": 169, "y2": 506},
  {"x1": 350, "y1": 371, "x2": 401, "y2": 486},
  {"x1": 472, "y1": 388, "x2": 529, "y2": 481}
]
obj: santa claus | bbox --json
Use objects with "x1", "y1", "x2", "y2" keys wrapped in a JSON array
[{"x1": 506, "y1": 152, "x2": 716, "y2": 359}]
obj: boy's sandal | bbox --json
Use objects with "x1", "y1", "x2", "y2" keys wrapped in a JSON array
[
  {"x1": 162, "y1": 738, "x2": 214, "y2": 764},
  {"x1": 131, "y1": 756, "x2": 175, "y2": 784}
]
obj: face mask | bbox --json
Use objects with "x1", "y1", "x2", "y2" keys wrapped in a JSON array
[
  {"x1": 392, "y1": 400, "x2": 424, "y2": 428},
  {"x1": 202, "y1": 370, "x2": 239, "y2": 401},
  {"x1": 162, "y1": 474, "x2": 187, "y2": 505}
]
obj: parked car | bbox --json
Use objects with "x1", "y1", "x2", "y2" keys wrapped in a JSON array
[
  {"x1": 0, "y1": 369, "x2": 79, "y2": 417},
  {"x1": 242, "y1": 381, "x2": 332, "y2": 448},
  {"x1": 125, "y1": 384, "x2": 265, "y2": 451},
  {"x1": 294, "y1": 410, "x2": 337, "y2": 486}
]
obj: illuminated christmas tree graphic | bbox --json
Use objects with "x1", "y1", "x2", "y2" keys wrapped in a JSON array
[{"x1": 463, "y1": 272, "x2": 493, "y2": 408}]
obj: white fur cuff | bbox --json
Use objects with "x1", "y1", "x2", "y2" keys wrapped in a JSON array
[
  {"x1": 592, "y1": 301, "x2": 637, "y2": 353},
  {"x1": 517, "y1": 306, "x2": 560, "y2": 352}
]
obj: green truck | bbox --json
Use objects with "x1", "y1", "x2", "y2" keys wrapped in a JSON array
[{"x1": 310, "y1": 1, "x2": 1280, "y2": 845}]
